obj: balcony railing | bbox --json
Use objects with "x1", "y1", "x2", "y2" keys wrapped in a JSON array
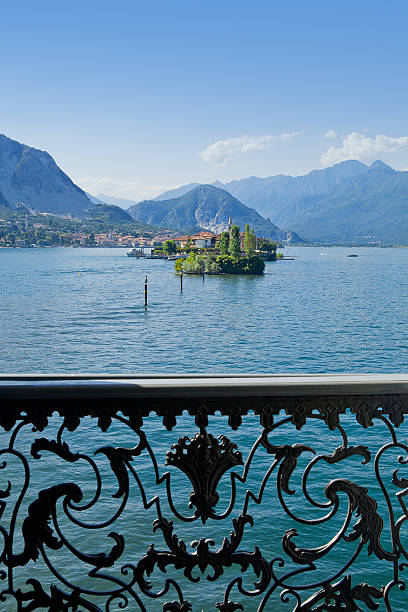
[{"x1": 1, "y1": 374, "x2": 408, "y2": 611}]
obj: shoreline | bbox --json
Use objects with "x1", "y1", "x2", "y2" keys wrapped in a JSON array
[{"x1": 1, "y1": 244, "x2": 407, "y2": 250}]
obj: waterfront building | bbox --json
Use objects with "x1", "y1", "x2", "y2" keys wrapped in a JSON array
[{"x1": 175, "y1": 231, "x2": 216, "y2": 248}]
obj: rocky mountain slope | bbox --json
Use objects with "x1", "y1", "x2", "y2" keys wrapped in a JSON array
[
  {"x1": 127, "y1": 184, "x2": 302, "y2": 242},
  {"x1": 0, "y1": 134, "x2": 133, "y2": 222}
]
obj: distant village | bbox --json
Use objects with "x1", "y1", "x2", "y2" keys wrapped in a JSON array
[
  {"x1": 0, "y1": 219, "x2": 217, "y2": 249},
  {"x1": 0, "y1": 216, "x2": 180, "y2": 248},
  {"x1": 0, "y1": 213, "x2": 273, "y2": 250}
]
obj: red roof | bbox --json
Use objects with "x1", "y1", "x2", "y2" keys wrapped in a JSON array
[
  {"x1": 175, "y1": 232, "x2": 215, "y2": 241},
  {"x1": 193, "y1": 232, "x2": 215, "y2": 239}
]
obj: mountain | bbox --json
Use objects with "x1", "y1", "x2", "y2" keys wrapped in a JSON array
[
  {"x1": 154, "y1": 183, "x2": 201, "y2": 201},
  {"x1": 86, "y1": 203, "x2": 134, "y2": 223},
  {"x1": 279, "y1": 161, "x2": 408, "y2": 243},
  {"x1": 127, "y1": 184, "x2": 302, "y2": 242},
  {"x1": 0, "y1": 186, "x2": 8, "y2": 207},
  {"x1": 0, "y1": 134, "x2": 134, "y2": 222},
  {"x1": 0, "y1": 134, "x2": 93, "y2": 216},
  {"x1": 86, "y1": 192, "x2": 109, "y2": 206},
  {"x1": 100, "y1": 184, "x2": 203, "y2": 208},
  {"x1": 95, "y1": 193, "x2": 142, "y2": 209},
  {"x1": 215, "y1": 160, "x2": 369, "y2": 218}
]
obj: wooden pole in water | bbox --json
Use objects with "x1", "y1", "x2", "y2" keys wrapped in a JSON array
[
  {"x1": 180, "y1": 271, "x2": 183, "y2": 292},
  {"x1": 144, "y1": 275, "x2": 148, "y2": 308}
]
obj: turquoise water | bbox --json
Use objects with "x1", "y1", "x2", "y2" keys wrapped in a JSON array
[
  {"x1": 1, "y1": 247, "x2": 408, "y2": 610},
  {"x1": 0, "y1": 246, "x2": 407, "y2": 373}
]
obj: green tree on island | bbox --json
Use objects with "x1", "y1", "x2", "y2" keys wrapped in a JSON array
[
  {"x1": 163, "y1": 239, "x2": 177, "y2": 255},
  {"x1": 229, "y1": 225, "x2": 241, "y2": 258},
  {"x1": 176, "y1": 251, "x2": 205, "y2": 274},
  {"x1": 243, "y1": 223, "x2": 256, "y2": 257},
  {"x1": 258, "y1": 238, "x2": 278, "y2": 255},
  {"x1": 218, "y1": 231, "x2": 230, "y2": 255}
]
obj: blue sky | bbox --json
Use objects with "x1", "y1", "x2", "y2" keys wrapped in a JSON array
[{"x1": 1, "y1": 0, "x2": 408, "y2": 200}]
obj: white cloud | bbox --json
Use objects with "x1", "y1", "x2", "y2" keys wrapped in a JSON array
[
  {"x1": 280, "y1": 131, "x2": 303, "y2": 142},
  {"x1": 324, "y1": 129, "x2": 337, "y2": 139},
  {"x1": 200, "y1": 131, "x2": 303, "y2": 166},
  {"x1": 321, "y1": 132, "x2": 408, "y2": 167},
  {"x1": 75, "y1": 176, "x2": 173, "y2": 202}
]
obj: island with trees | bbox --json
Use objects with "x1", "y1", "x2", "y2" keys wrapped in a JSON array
[{"x1": 174, "y1": 224, "x2": 280, "y2": 275}]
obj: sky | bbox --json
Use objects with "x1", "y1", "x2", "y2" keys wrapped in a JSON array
[{"x1": 1, "y1": 0, "x2": 408, "y2": 201}]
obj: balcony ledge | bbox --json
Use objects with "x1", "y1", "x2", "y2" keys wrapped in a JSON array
[{"x1": 1, "y1": 373, "x2": 408, "y2": 400}]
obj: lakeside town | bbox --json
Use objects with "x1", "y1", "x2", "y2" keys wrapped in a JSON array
[
  {"x1": 0, "y1": 211, "x2": 280, "y2": 255},
  {"x1": 0, "y1": 213, "x2": 178, "y2": 248}
]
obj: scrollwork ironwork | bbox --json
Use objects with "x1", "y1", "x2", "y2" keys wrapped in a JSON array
[
  {"x1": 166, "y1": 431, "x2": 243, "y2": 522},
  {"x1": 0, "y1": 384, "x2": 408, "y2": 609}
]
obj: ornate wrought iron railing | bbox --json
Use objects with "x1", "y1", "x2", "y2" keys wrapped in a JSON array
[{"x1": 1, "y1": 374, "x2": 408, "y2": 611}]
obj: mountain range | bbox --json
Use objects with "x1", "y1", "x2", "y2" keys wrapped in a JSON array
[
  {"x1": 153, "y1": 161, "x2": 370, "y2": 210},
  {"x1": 2, "y1": 133, "x2": 408, "y2": 244},
  {"x1": 0, "y1": 134, "x2": 302, "y2": 242},
  {"x1": 154, "y1": 160, "x2": 408, "y2": 244},
  {"x1": 127, "y1": 184, "x2": 301, "y2": 242}
]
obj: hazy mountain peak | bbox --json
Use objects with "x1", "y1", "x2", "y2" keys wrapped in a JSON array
[
  {"x1": 370, "y1": 160, "x2": 395, "y2": 172},
  {"x1": 334, "y1": 159, "x2": 368, "y2": 169},
  {"x1": 153, "y1": 182, "x2": 200, "y2": 201}
]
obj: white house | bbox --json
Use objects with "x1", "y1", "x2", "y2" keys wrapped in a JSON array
[{"x1": 175, "y1": 232, "x2": 216, "y2": 248}]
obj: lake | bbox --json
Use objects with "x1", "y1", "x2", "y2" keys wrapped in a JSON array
[
  {"x1": 0, "y1": 246, "x2": 407, "y2": 374},
  {"x1": 1, "y1": 247, "x2": 408, "y2": 610}
]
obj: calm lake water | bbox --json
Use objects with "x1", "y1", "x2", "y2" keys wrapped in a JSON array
[
  {"x1": 0, "y1": 246, "x2": 407, "y2": 373},
  {"x1": 1, "y1": 247, "x2": 408, "y2": 610}
]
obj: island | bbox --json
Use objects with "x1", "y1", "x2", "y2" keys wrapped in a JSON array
[{"x1": 173, "y1": 223, "x2": 280, "y2": 275}]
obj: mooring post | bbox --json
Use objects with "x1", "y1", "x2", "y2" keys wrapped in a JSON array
[
  {"x1": 180, "y1": 271, "x2": 183, "y2": 292},
  {"x1": 144, "y1": 275, "x2": 148, "y2": 308}
]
